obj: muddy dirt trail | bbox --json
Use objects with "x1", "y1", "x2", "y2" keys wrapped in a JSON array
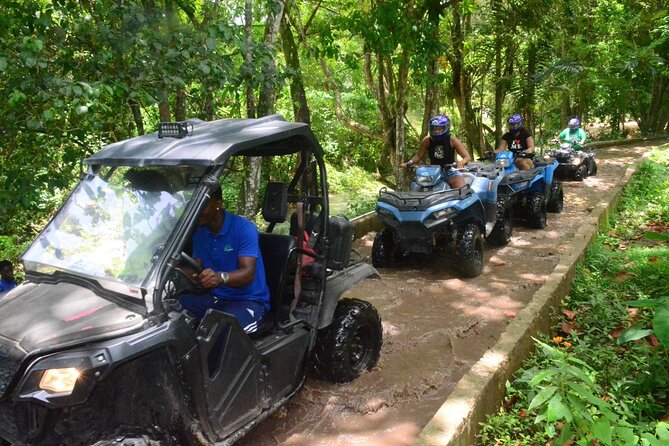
[{"x1": 238, "y1": 143, "x2": 653, "y2": 446}]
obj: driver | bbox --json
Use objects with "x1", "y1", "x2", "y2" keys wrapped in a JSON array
[
  {"x1": 495, "y1": 114, "x2": 535, "y2": 170},
  {"x1": 559, "y1": 117, "x2": 587, "y2": 149},
  {"x1": 400, "y1": 114, "x2": 471, "y2": 189},
  {"x1": 179, "y1": 185, "x2": 270, "y2": 334}
]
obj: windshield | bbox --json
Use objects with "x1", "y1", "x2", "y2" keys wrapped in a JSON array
[{"x1": 23, "y1": 166, "x2": 203, "y2": 290}]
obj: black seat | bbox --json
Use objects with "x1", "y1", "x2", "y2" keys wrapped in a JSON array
[{"x1": 259, "y1": 233, "x2": 296, "y2": 327}]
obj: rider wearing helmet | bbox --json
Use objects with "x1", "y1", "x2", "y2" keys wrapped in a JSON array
[
  {"x1": 400, "y1": 114, "x2": 472, "y2": 189},
  {"x1": 495, "y1": 113, "x2": 535, "y2": 170},
  {"x1": 559, "y1": 117, "x2": 587, "y2": 149}
]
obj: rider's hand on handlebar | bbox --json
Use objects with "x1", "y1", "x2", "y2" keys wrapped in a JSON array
[{"x1": 456, "y1": 160, "x2": 466, "y2": 169}]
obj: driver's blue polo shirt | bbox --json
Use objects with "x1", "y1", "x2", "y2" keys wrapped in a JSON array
[{"x1": 192, "y1": 211, "x2": 269, "y2": 311}]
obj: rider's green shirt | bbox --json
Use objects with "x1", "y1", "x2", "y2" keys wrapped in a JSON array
[{"x1": 559, "y1": 128, "x2": 587, "y2": 148}]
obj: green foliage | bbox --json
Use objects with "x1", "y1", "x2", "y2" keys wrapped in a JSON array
[{"x1": 478, "y1": 146, "x2": 669, "y2": 445}]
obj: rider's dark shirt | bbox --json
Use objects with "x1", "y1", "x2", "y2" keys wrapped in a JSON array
[
  {"x1": 428, "y1": 135, "x2": 455, "y2": 167},
  {"x1": 502, "y1": 128, "x2": 532, "y2": 153}
]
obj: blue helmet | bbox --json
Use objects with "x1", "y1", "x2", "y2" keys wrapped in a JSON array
[
  {"x1": 568, "y1": 117, "x2": 580, "y2": 131},
  {"x1": 507, "y1": 114, "x2": 523, "y2": 132},
  {"x1": 429, "y1": 115, "x2": 451, "y2": 142}
]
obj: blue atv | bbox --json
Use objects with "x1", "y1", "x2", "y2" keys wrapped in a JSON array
[
  {"x1": 372, "y1": 164, "x2": 510, "y2": 278},
  {"x1": 491, "y1": 151, "x2": 564, "y2": 229}
]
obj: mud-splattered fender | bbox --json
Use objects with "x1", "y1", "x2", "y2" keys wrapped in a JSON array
[{"x1": 318, "y1": 263, "x2": 380, "y2": 329}]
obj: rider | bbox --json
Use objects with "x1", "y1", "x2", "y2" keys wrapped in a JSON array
[
  {"x1": 400, "y1": 114, "x2": 472, "y2": 189},
  {"x1": 495, "y1": 114, "x2": 535, "y2": 170},
  {"x1": 559, "y1": 117, "x2": 587, "y2": 149}
]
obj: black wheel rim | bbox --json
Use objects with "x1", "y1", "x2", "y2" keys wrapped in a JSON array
[{"x1": 350, "y1": 323, "x2": 374, "y2": 370}]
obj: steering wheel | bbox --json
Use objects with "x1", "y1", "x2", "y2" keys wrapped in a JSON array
[{"x1": 181, "y1": 251, "x2": 203, "y2": 273}]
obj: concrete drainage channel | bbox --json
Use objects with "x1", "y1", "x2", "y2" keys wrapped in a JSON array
[{"x1": 414, "y1": 142, "x2": 659, "y2": 446}]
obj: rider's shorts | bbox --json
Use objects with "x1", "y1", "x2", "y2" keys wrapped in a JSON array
[{"x1": 443, "y1": 169, "x2": 462, "y2": 179}]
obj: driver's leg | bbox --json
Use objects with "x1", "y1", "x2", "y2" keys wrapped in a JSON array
[
  {"x1": 216, "y1": 300, "x2": 267, "y2": 334},
  {"x1": 446, "y1": 172, "x2": 465, "y2": 188}
]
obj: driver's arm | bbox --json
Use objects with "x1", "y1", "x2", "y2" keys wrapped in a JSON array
[
  {"x1": 401, "y1": 136, "x2": 430, "y2": 168},
  {"x1": 198, "y1": 256, "x2": 256, "y2": 289},
  {"x1": 525, "y1": 136, "x2": 535, "y2": 153},
  {"x1": 495, "y1": 139, "x2": 508, "y2": 153},
  {"x1": 451, "y1": 136, "x2": 472, "y2": 168}
]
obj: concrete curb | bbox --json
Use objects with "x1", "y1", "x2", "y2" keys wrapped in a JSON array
[{"x1": 416, "y1": 153, "x2": 649, "y2": 446}]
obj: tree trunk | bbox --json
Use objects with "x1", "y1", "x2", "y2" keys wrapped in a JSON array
[
  {"x1": 159, "y1": 89, "x2": 171, "y2": 122},
  {"x1": 524, "y1": 39, "x2": 537, "y2": 136},
  {"x1": 129, "y1": 99, "x2": 144, "y2": 136},
  {"x1": 280, "y1": 2, "x2": 311, "y2": 124},
  {"x1": 242, "y1": 0, "x2": 286, "y2": 218},
  {"x1": 174, "y1": 86, "x2": 186, "y2": 121}
]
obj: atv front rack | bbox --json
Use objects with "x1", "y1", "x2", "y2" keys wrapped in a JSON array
[{"x1": 377, "y1": 186, "x2": 473, "y2": 211}]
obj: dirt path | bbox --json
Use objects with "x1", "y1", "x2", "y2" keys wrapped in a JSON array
[{"x1": 238, "y1": 143, "x2": 653, "y2": 446}]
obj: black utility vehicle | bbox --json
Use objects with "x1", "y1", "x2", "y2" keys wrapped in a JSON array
[{"x1": 0, "y1": 115, "x2": 383, "y2": 445}]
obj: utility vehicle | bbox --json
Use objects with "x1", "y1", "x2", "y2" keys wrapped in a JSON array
[
  {"x1": 0, "y1": 115, "x2": 383, "y2": 446},
  {"x1": 372, "y1": 163, "x2": 510, "y2": 278}
]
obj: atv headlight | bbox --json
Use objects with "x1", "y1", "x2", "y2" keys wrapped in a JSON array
[
  {"x1": 39, "y1": 368, "x2": 80, "y2": 394},
  {"x1": 431, "y1": 208, "x2": 456, "y2": 221},
  {"x1": 15, "y1": 349, "x2": 110, "y2": 408},
  {"x1": 417, "y1": 175, "x2": 435, "y2": 186},
  {"x1": 571, "y1": 158, "x2": 582, "y2": 165},
  {"x1": 496, "y1": 159, "x2": 510, "y2": 168}
]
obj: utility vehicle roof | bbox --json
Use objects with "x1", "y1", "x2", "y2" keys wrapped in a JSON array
[{"x1": 84, "y1": 114, "x2": 323, "y2": 167}]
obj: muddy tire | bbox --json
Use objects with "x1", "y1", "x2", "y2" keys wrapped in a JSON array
[
  {"x1": 589, "y1": 159, "x2": 597, "y2": 176},
  {"x1": 574, "y1": 164, "x2": 587, "y2": 181},
  {"x1": 487, "y1": 194, "x2": 513, "y2": 246},
  {"x1": 372, "y1": 228, "x2": 397, "y2": 268},
  {"x1": 526, "y1": 192, "x2": 547, "y2": 229},
  {"x1": 454, "y1": 223, "x2": 484, "y2": 278},
  {"x1": 91, "y1": 427, "x2": 176, "y2": 446},
  {"x1": 547, "y1": 181, "x2": 564, "y2": 213},
  {"x1": 313, "y1": 298, "x2": 383, "y2": 383}
]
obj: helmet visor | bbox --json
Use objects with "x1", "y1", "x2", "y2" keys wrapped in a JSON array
[{"x1": 430, "y1": 125, "x2": 448, "y2": 136}]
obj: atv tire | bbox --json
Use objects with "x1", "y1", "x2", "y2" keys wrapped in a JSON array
[
  {"x1": 574, "y1": 164, "x2": 587, "y2": 181},
  {"x1": 527, "y1": 192, "x2": 547, "y2": 229},
  {"x1": 589, "y1": 159, "x2": 597, "y2": 176},
  {"x1": 547, "y1": 181, "x2": 564, "y2": 213},
  {"x1": 372, "y1": 228, "x2": 397, "y2": 268},
  {"x1": 91, "y1": 426, "x2": 176, "y2": 446},
  {"x1": 454, "y1": 223, "x2": 484, "y2": 278},
  {"x1": 487, "y1": 194, "x2": 513, "y2": 246},
  {"x1": 313, "y1": 298, "x2": 383, "y2": 383}
]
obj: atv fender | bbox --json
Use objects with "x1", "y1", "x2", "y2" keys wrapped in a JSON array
[{"x1": 318, "y1": 263, "x2": 380, "y2": 329}]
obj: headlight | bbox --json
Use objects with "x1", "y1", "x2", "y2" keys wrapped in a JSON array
[
  {"x1": 431, "y1": 208, "x2": 456, "y2": 220},
  {"x1": 496, "y1": 159, "x2": 510, "y2": 167},
  {"x1": 15, "y1": 349, "x2": 110, "y2": 408},
  {"x1": 417, "y1": 175, "x2": 435, "y2": 186},
  {"x1": 39, "y1": 368, "x2": 80, "y2": 395},
  {"x1": 571, "y1": 158, "x2": 582, "y2": 165}
]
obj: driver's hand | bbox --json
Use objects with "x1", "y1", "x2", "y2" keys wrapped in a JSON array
[
  {"x1": 198, "y1": 268, "x2": 221, "y2": 289},
  {"x1": 456, "y1": 160, "x2": 466, "y2": 169},
  {"x1": 399, "y1": 162, "x2": 408, "y2": 169}
]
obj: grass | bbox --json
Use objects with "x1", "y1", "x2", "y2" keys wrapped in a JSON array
[{"x1": 478, "y1": 144, "x2": 669, "y2": 446}]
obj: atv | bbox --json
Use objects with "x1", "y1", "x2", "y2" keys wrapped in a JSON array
[
  {"x1": 372, "y1": 162, "x2": 510, "y2": 278},
  {"x1": 543, "y1": 140, "x2": 597, "y2": 181},
  {"x1": 491, "y1": 150, "x2": 564, "y2": 229},
  {"x1": 0, "y1": 115, "x2": 383, "y2": 446}
]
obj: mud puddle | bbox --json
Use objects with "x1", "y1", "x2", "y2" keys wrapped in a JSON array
[{"x1": 238, "y1": 143, "x2": 652, "y2": 446}]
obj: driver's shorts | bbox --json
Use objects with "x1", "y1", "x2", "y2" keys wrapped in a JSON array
[
  {"x1": 442, "y1": 169, "x2": 462, "y2": 179},
  {"x1": 178, "y1": 294, "x2": 266, "y2": 333}
]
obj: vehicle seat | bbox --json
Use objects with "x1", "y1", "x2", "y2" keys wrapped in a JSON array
[
  {"x1": 259, "y1": 233, "x2": 296, "y2": 328},
  {"x1": 249, "y1": 182, "x2": 296, "y2": 338}
]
